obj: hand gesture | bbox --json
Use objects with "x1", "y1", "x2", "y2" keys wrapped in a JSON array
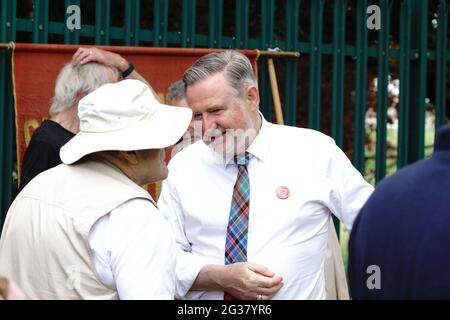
[{"x1": 221, "y1": 262, "x2": 283, "y2": 300}]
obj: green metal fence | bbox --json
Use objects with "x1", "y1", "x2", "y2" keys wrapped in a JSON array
[{"x1": 1, "y1": 0, "x2": 449, "y2": 231}]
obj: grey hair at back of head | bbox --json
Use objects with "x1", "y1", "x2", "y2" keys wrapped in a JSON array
[
  {"x1": 182, "y1": 50, "x2": 257, "y2": 99},
  {"x1": 166, "y1": 79, "x2": 186, "y2": 104},
  {"x1": 49, "y1": 61, "x2": 115, "y2": 115}
]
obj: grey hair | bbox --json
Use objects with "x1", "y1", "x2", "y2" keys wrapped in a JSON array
[
  {"x1": 49, "y1": 61, "x2": 117, "y2": 115},
  {"x1": 182, "y1": 50, "x2": 257, "y2": 99},
  {"x1": 166, "y1": 79, "x2": 186, "y2": 104}
]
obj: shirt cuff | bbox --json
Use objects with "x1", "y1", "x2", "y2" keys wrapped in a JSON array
[{"x1": 175, "y1": 250, "x2": 209, "y2": 299}]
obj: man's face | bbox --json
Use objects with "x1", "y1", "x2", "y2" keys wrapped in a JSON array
[
  {"x1": 185, "y1": 72, "x2": 260, "y2": 158},
  {"x1": 136, "y1": 148, "x2": 168, "y2": 184}
]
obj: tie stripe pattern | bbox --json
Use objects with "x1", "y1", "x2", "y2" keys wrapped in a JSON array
[{"x1": 224, "y1": 152, "x2": 250, "y2": 300}]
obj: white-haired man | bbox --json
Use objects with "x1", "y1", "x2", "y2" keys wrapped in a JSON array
[{"x1": 19, "y1": 47, "x2": 151, "y2": 191}]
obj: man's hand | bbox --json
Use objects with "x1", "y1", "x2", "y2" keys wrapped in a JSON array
[
  {"x1": 220, "y1": 262, "x2": 284, "y2": 300},
  {"x1": 192, "y1": 262, "x2": 283, "y2": 300},
  {"x1": 72, "y1": 47, "x2": 128, "y2": 72}
]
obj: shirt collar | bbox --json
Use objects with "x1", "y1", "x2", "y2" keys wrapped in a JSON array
[
  {"x1": 205, "y1": 112, "x2": 271, "y2": 167},
  {"x1": 247, "y1": 112, "x2": 270, "y2": 163}
]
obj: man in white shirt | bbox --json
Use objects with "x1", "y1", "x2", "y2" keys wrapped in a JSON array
[{"x1": 158, "y1": 50, "x2": 373, "y2": 300}]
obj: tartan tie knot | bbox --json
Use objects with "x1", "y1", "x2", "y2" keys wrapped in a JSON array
[{"x1": 234, "y1": 152, "x2": 251, "y2": 166}]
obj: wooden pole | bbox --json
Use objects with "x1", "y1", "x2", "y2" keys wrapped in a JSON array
[
  {"x1": 267, "y1": 57, "x2": 284, "y2": 125},
  {"x1": 258, "y1": 50, "x2": 300, "y2": 58}
]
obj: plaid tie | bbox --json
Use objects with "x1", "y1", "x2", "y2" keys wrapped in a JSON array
[{"x1": 224, "y1": 152, "x2": 251, "y2": 300}]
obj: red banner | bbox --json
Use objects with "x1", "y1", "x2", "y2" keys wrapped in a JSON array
[{"x1": 11, "y1": 44, "x2": 259, "y2": 198}]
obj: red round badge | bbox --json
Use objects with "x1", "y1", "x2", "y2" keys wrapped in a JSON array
[{"x1": 276, "y1": 186, "x2": 290, "y2": 199}]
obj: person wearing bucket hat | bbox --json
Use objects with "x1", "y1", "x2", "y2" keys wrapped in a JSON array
[{"x1": 0, "y1": 79, "x2": 192, "y2": 300}]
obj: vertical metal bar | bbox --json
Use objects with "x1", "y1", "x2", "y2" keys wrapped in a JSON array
[
  {"x1": 435, "y1": 0, "x2": 448, "y2": 129},
  {"x1": 259, "y1": 0, "x2": 275, "y2": 122},
  {"x1": 0, "y1": 1, "x2": 9, "y2": 233},
  {"x1": 408, "y1": 0, "x2": 428, "y2": 163},
  {"x1": 125, "y1": 1, "x2": 132, "y2": 46},
  {"x1": 4, "y1": 48, "x2": 14, "y2": 225},
  {"x1": 104, "y1": 0, "x2": 110, "y2": 45},
  {"x1": 332, "y1": 0, "x2": 346, "y2": 148},
  {"x1": 33, "y1": 0, "x2": 49, "y2": 43},
  {"x1": 284, "y1": 0, "x2": 299, "y2": 127},
  {"x1": 10, "y1": 0, "x2": 17, "y2": 41},
  {"x1": 0, "y1": 0, "x2": 6, "y2": 42},
  {"x1": 260, "y1": 0, "x2": 274, "y2": 49},
  {"x1": 154, "y1": 0, "x2": 169, "y2": 46},
  {"x1": 375, "y1": 0, "x2": 390, "y2": 183},
  {"x1": 235, "y1": 0, "x2": 242, "y2": 48},
  {"x1": 181, "y1": 0, "x2": 196, "y2": 48},
  {"x1": 331, "y1": 0, "x2": 347, "y2": 237},
  {"x1": 398, "y1": 0, "x2": 411, "y2": 169},
  {"x1": 354, "y1": 0, "x2": 368, "y2": 173},
  {"x1": 235, "y1": 0, "x2": 249, "y2": 48},
  {"x1": 0, "y1": 48, "x2": 14, "y2": 233},
  {"x1": 133, "y1": 0, "x2": 140, "y2": 45},
  {"x1": 308, "y1": 0, "x2": 324, "y2": 130},
  {"x1": 95, "y1": 0, "x2": 110, "y2": 45},
  {"x1": 0, "y1": 1, "x2": 15, "y2": 230},
  {"x1": 208, "y1": 0, "x2": 223, "y2": 48},
  {"x1": 95, "y1": 0, "x2": 102, "y2": 44},
  {"x1": 125, "y1": 0, "x2": 140, "y2": 46},
  {"x1": 33, "y1": 0, "x2": 41, "y2": 43},
  {"x1": 216, "y1": 0, "x2": 223, "y2": 48},
  {"x1": 160, "y1": 0, "x2": 169, "y2": 47},
  {"x1": 208, "y1": 0, "x2": 214, "y2": 48},
  {"x1": 0, "y1": 50, "x2": 6, "y2": 229},
  {"x1": 42, "y1": 0, "x2": 49, "y2": 43},
  {"x1": 64, "y1": 0, "x2": 81, "y2": 44},
  {"x1": 154, "y1": 0, "x2": 160, "y2": 46},
  {"x1": 1, "y1": 0, "x2": 16, "y2": 42}
]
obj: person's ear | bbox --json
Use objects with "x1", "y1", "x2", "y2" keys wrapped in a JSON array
[
  {"x1": 119, "y1": 150, "x2": 139, "y2": 165},
  {"x1": 246, "y1": 85, "x2": 260, "y2": 111}
]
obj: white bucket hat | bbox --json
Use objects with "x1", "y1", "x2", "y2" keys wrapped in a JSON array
[{"x1": 60, "y1": 79, "x2": 192, "y2": 165}]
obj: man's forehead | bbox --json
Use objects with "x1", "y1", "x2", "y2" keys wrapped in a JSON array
[{"x1": 186, "y1": 72, "x2": 228, "y2": 90}]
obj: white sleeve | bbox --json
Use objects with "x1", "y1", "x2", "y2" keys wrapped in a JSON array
[
  {"x1": 326, "y1": 139, "x2": 374, "y2": 230},
  {"x1": 158, "y1": 178, "x2": 208, "y2": 299},
  {"x1": 107, "y1": 198, "x2": 176, "y2": 300}
]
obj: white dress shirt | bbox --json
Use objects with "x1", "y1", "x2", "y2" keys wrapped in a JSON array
[
  {"x1": 158, "y1": 116, "x2": 373, "y2": 300},
  {"x1": 88, "y1": 198, "x2": 176, "y2": 299}
]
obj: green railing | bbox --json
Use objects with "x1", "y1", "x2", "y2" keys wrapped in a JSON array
[{"x1": 1, "y1": 0, "x2": 449, "y2": 232}]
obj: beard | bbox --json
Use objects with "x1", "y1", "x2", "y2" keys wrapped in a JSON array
[{"x1": 203, "y1": 127, "x2": 257, "y2": 164}]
